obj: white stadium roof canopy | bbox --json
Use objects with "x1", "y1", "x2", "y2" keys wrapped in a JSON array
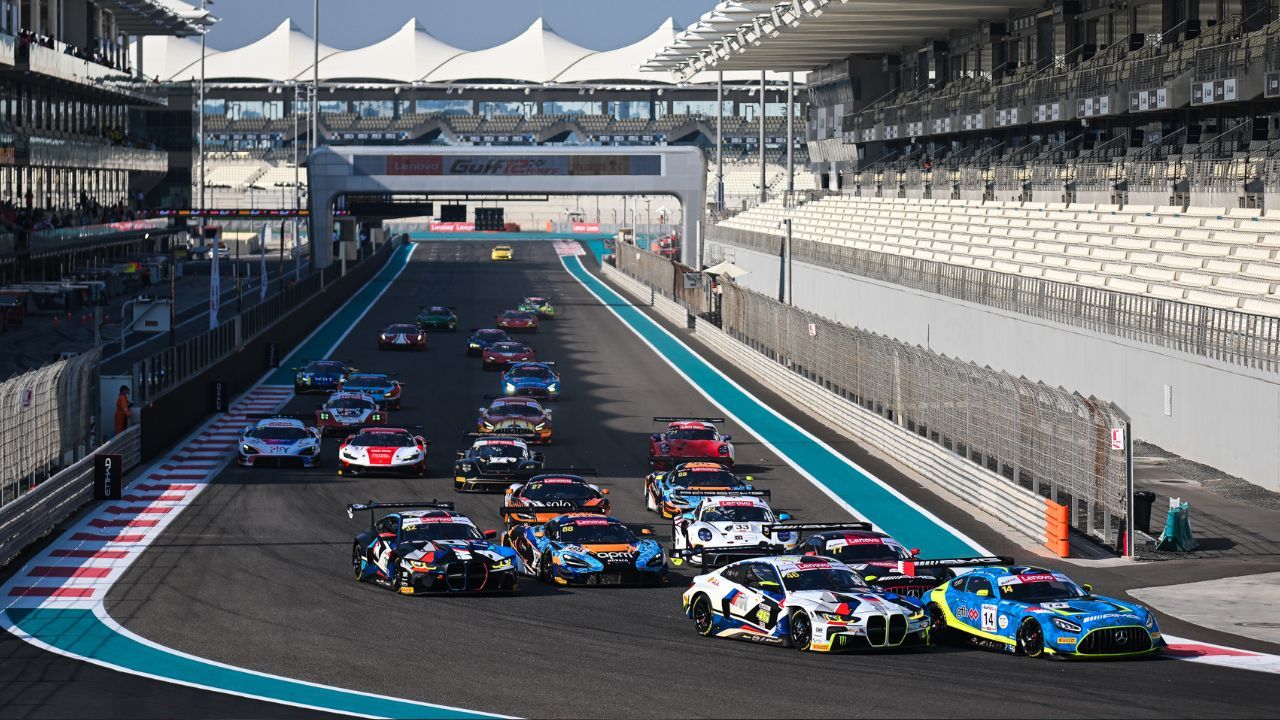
[
  {"x1": 134, "y1": 16, "x2": 800, "y2": 85},
  {"x1": 644, "y1": 0, "x2": 1036, "y2": 80}
]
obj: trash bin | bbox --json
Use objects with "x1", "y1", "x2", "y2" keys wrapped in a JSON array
[{"x1": 1132, "y1": 489, "x2": 1156, "y2": 534}]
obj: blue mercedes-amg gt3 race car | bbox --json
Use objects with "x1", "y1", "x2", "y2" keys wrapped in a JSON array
[
  {"x1": 349, "y1": 501, "x2": 518, "y2": 595},
  {"x1": 506, "y1": 513, "x2": 666, "y2": 586},
  {"x1": 501, "y1": 361, "x2": 560, "y2": 400},
  {"x1": 927, "y1": 565, "x2": 1164, "y2": 658}
]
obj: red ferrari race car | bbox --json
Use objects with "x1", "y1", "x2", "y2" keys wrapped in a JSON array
[
  {"x1": 648, "y1": 416, "x2": 734, "y2": 469},
  {"x1": 337, "y1": 426, "x2": 429, "y2": 477},
  {"x1": 496, "y1": 309, "x2": 538, "y2": 333},
  {"x1": 315, "y1": 391, "x2": 388, "y2": 436},
  {"x1": 378, "y1": 323, "x2": 426, "y2": 351},
  {"x1": 476, "y1": 395, "x2": 553, "y2": 443},
  {"x1": 482, "y1": 341, "x2": 536, "y2": 370}
]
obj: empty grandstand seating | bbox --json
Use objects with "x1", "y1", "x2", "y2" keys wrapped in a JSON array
[{"x1": 716, "y1": 196, "x2": 1280, "y2": 315}]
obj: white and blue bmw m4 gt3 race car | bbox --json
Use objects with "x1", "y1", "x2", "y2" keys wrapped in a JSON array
[
  {"x1": 682, "y1": 554, "x2": 930, "y2": 652},
  {"x1": 237, "y1": 417, "x2": 322, "y2": 468}
]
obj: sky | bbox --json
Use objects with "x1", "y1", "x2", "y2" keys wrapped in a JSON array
[{"x1": 203, "y1": 0, "x2": 721, "y2": 52}]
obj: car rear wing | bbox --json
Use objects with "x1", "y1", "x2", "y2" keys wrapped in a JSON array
[
  {"x1": 758, "y1": 521, "x2": 873, "y2": 535},
  {"x1": 475, "y1": 426, "x2": 540, "y2": 437},
  {"x1": 674, "y1": 489, "x2": 771, "y2": 499},
  {"x1": 909, "y1": 555, "x2": 1014, "y2": 569},
  {"x1": 244, "y1": 413, "x2": 315, "y2": 423},
  {"x1": 531, "y1": 468, "x2": 599, "y2": 476},
  {"x1": 346, "y1": 500, "x2": 455, "y2": 528},
  {"x1": 653, "y1": 416, "x2": 725, "y2": 424},
  {"x1": 482, "y1": 394, "x2": 544, "y2": 401},
  {"x1": 500, "y1": 505, "x2": 605, "y2": 524},
  {"x1": 678, "y1": 545, "x2": 786, "y2": 571}
]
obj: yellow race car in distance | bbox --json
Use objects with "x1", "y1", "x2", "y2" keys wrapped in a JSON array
[{"x1": 491, "y1": 245, "x2": 514, "y2": 261}]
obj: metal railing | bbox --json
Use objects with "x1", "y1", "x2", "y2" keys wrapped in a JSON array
[
  {"x1": 0, "y1": 425, "x2": 139, "y2": 567},
  {"x1": 706, "y1": 225, "x2": 1280, "y2": 374},
  {"x1": 0, "y1": 349, "x2": 100, "y2": 506}
]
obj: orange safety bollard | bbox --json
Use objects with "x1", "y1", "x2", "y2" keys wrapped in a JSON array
[{"x1": 1044, "y1": 500, "x2": 1070, "y2": 557}]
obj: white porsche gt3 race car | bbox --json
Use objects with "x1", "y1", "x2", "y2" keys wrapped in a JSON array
[
  {"x1": 237, "y1": 417, "x2": 323, "y2": 468},
  {"x1": 670, "y1": 491, "x2": 799, "y2": 568},
  {"x1": 683, "y1": 554, "x2": 931, "y2": 652}
]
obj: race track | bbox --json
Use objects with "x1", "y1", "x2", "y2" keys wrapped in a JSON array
[{"x1": 29, "y1": 241, "x2": 1270, "y2": 718}]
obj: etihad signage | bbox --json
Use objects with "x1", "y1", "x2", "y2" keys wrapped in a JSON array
[{"x1": 369, "y1": 154, "x2": 661, "y2": 177}]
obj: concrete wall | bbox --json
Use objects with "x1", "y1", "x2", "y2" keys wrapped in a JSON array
[{"x1": 707, "y1": 239, "x2": 1280, "y2": 492}]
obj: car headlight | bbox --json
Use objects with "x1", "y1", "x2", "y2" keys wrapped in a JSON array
[
  {"x1": 505, "y1": 383, "x2": 516, "y2": 393},
  {"x1": 534, "y1": 422, "x2": 546, "y2": 430},
  {"x1": 717, "y1": 444, "x2": 730, "y2": 455},
  {"x1": 408, "y1": 560, "x2": 431, "y2": 569},
  {"x1": 1144, "y1": 613, "x2": 1157, "y2": 629},
  {"x1": 697, "y1": 528, "x2": 713, "y2": 542},
  {"x1": 341, "y1": 449, "x2": 357, "y2": 459},
  {"x1": 646, "y1": 553, "x2": 665, "y2": 567},
  {"x1": 300, "y1": 376, "x2": 311, "y2": 383},
  {"x1": 459, "y1": 463, "x2": 473, "y2": 472},
  {"x1": 490, "y1": 559, "x2": 514, "y2": 571},
  {"x1": 562, "y1": 554, "x2": 592, "y2": 568},
  {"x1": 483, "y1": 422, "x2": 494, "y2": 430},
  {"x1": 547, "y1": 383, "x2": 558, "y2": 392},
  {"x1": 241, "y1": 444, "x2": 258, "y2": 454},
  {"x1": 819, "y1": 612, "x2": 853, "y2": 622},
  {"x1": 1051, "y1": 617, "x2": 1082, "y2": 633},
  {"x1": 469, "y1": 342, "x2": 480, "y2": 348}
]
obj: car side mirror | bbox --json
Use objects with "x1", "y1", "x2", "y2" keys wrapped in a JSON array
[
  {"x1": 976, "y1": 589, "x2": 990, "y2": 598},
  {"x1": 478, "y1": 407, "x2": 486, "y2": 413},
  {"x1": 456, "y1": 451, "x2": 464, "y2": 458},
  {"x1": 533, "y1": 453, "x2": 544, "y2": 462},
  {"x1": 722, "y1": 435, "x2": 732, "y2": 441},
  {"x1": 650, "y1": 433, "x2": 661, "y2": 441},
  {"x1": 600, "y1": 488, "x2": 610, "y2": 495},
  {"x1": 640, "y1": 528, "x2": 653, "y2": 536},
  {"x1": 680, "y1": 512, "x2": 695, "y2": 521},
  {"x1": 910, "y1": 548, "x2": 921, "y2": 557},
  {"x1": 778, "y1": 512, "x2": 791, "y2": 521},
  {"x1": 1082, "y1": 583, "x2": 1093, "y2": 594},
  {"x1": 533, "y1": 530, "x2": 544, "y2": 538},
  {"x1": 378, "y1": 532, "x2": 395, "y2": 539},
  {"x1": 483, "y1": 529, "x2": 499, "y2": 540}
]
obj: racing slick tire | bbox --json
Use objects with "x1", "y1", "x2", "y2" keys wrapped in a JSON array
[
  {"x1": 690, "y1": 594, "x2": 715, "y2": 637},
  {"x1": 352, "y1": 544, "x2": 366, "y2": 582},
  {"x1": 789, "y1": 610, "x2": 814, "y2": 651},
  {"x1": 926, "y1": 602, "x2": 951, "y2": 645},
  {"x1": 537, "y1": 551, "x2": 554, "y2": 584},
  {"x1": 389, "y1": 566, "x2": 406, "y2": 594},
  {"x1": 415, "y1": 459, "x2": 428, "y2": 478},
  {"x1": 1017, "y1": 618, "x2": 1046, "y2": 658}
]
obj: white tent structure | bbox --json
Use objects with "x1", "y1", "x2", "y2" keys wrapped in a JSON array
[
  {"x1": 319, "y1": 19, "x2": 465, "y2": 83},
  {"x1": 199, "y1": 19, "x2": 341, "y2": 81},
  {"x1": 133, "y1": 16, "x2": 802, "y2": 85}
]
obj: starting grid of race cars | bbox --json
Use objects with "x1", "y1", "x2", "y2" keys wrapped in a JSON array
[{"x1": 233, "y1": 274, "x2": 1174, "y2": 660}]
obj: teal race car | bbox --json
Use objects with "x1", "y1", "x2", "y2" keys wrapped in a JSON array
[
  {"x1": 518, "y1": 296, "x2": 556, "y2": 319},
  {"x1": 927, "y1": 565, "x2": 1164, "y2": 658},
  {"x1": 416, "y1": 305, "x2": 458, "y2": 331}
]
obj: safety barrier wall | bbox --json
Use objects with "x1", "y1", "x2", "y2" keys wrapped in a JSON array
[
  {"x1": 606, "y1": 251, "x2": 1131, "y2": 551},
  {"x1": 136, "y1": 236, "x2": 402, "y2": 459},
  {"x1": 0, "y1": 425, "x2": 139, "y2": 568},
  {"x1": 0, "y1": 350, "x2": 100, "y2": 507},
  {"x1": 706, "y1": 225, "x2": 1280, "y2": 373}
]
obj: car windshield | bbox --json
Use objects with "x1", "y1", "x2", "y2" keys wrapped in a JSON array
[
  {"x1": 525, "y1": 298, "x2": 547, "y2": 305},
  {"x1": 474, "y1": 443, "x2": 524, "y2": 459},
  {"x1": 701, "y1": 505, "x2": 771, "y2": 522},
  {"x1": 827, "y1": 543, "x2": 910, "y2": 562},
  {"x1": 509, "y1": 366, "x2": 552, "y2": 379},
  {"x1": 347, "y1": 375, "x2": 393, "y2": 388},
  {"x1": 250, "y1": 426, "x2": 308, "y2": 440},
  {"x1": 780, "y1": 566, "x2": 868, "y2": 592},
  {"x1": 329, "y1": 397, "x2": 376, "y2": 410},
  {"x1": 999, "y1": 578, "x2": 1087, "y2": 602},
  {"x1": 490, "y1": 403, "x2": 542, "y2": 417},
  {"x1": 490, "y1": 343, "x2": 528, "y2": 353},
  {"x1": 560, "y1": 522, "x2": 634, "y2": 544},
  {"x1": 386, "y1": 324, "x2": 417, "y2": 333},
  {"x1": 522, "y1": 481, "x2": 595, "y2": 503},
  {"x1": 350, "y1": 432, "x2": 415, "y2": 447},
  {"x1": 667, "y1": 428, "x2": 718, "y2": 441},
  {"x1": 475, "y1": 330, "x2": 508, "y2": 341},
  {"x1": 502, "y1": 311, "x2": 534, "y2": 320},
  {"x1": 422, "y1": 307, "x2": 451, "y2": 316},
  {"x1": 671, "y1": 469, "x2": 738, "y2": 488},
  {"x1": 401, "y1": 522, "x2": 482, "y2": 542},
  {"x1": 304, "y1": 361, "x2": 344, "y2": 373}
]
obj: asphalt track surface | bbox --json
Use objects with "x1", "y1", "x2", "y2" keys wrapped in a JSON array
[{"x1": 8, "y1": 240, "x2": 1262, "y2": 718}]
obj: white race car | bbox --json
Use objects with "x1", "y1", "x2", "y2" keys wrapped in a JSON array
[
  {"x1": 237, "y1": 417, "x2": 322, "y2": 468},
  {"x1": 682, "y1": 555, "x2": 930, "y2": 652},
  {"x1": 670, "y1": 491, "x2": 798, "y2": 568},
  {"x1": 337, "y1": 427, "x2": 429, "y2": 477}
]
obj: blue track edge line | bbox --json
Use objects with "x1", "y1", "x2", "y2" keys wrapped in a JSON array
[{"x1": 562, "y1": 255, "x2": 986, "y2": 557}]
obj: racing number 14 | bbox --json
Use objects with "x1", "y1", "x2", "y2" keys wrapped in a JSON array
[{"x1": 981, "y1": 605, "x2": 998, "y2": 633}]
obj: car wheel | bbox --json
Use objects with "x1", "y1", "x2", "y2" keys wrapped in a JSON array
[
  {"x1": 790, "y1": 610, "x2": 814, "y2": 651},
  {"x1": 352, "y1": 544, "x2": 365, "y2": 581},
  {"x1": 1018, "y1": 618, "x2": 1046, "y2": 658},
  {"x1": 537, "y1": 552, "x2": 553, "y2": 583},
  {"x1": 389, "y1": 564, "x2": 405, "y2": 593},
  {"x1": 416, "y1": 459, "x2": 427, "y2": 478},
  {"x1": 926, "y1": 602, "x2": 951, "y2": 644},
  {"x1": 691, "y1": 594, "x2": 715, "y2": 636}
]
